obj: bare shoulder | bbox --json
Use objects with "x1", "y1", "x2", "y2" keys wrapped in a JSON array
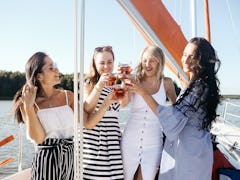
[
  {"x1": 163, "y1": 77, "x2": 177, "y2": 104},
  {"x1": 84, "y1": 78, "x2": 94, "y2": 95},
  {"x1": 55, "y1": 89, "x2": 74, "y2": 105},
  {"x1": 163, "y1": 76, "x2": 174, "y2": 86},
  {"x1": 84, "y1": 78, "x2": 93, "y2": 88},
  {"x1": 64, "y1": 89, "x2": 74, "y2": 104},
  {"x1": 65, "y1": 89, "x2": 73, "y2": 96}
]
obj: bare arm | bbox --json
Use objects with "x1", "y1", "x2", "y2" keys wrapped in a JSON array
[
  {"x1": 70, "y1": 89, "x2": 116, "y2": 130},
  {"x1": 84, "y1": 74, "x2": 110, "y2": 113},
  {"x1": 164, "y1": 77, "x2": 177, "y2": 104},
  {"x1": 84, "y1": 92, "x2": 114, "y2": 129},
  {"x1": 21, "y1": 85, "x2": 46, "y2": 144},
  {"x1": 128, "y1": 82, "x2": 159, "y2": 115},
  {"x1": 83, "y1": 82, "x2": 102, "y2": 113},
  {"x1": 140, "y1": 91, "x2": 159, "y2": 116}
]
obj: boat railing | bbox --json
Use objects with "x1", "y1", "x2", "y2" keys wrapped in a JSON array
[
  {"x1": 120, "y1": 100, "x2": 240, "y2": 128},
  {"x1": 119, "y1": 108, "x2": 129, "y2": 128},
  {"x1": 222, "y1": 100, "x2": 240, "y2": 127}
]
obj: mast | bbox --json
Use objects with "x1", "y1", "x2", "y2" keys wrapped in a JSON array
[
  {"x1": 73, "y1": 0, "x2": 84, "y2": 179},
  {"x1": 190, "y1": 0, "x2": 197, "y2": 37},
  {"x1": 73, "y1": 0, "x2": 79, "y2": 179},
  {"x1": 79, "y1": 0, "x2": 85, "y2": 178},
  {"x1": 204, "y1": 0, "x2": 211, "y2": 42}
]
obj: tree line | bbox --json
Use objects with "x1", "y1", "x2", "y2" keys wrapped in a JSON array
[
  {"x1": 0, "y1": 70, "x2": 73, "y2": 100},
  {"x1": 0, "y1": 70, "x2": 181, "y2": 100}
]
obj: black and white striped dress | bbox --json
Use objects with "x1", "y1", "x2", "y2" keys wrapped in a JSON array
[{"x1": 83, "y1": 87, "x2": 124, "y2": 180}]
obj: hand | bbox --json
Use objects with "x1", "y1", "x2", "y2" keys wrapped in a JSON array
[
  {"x1": 116, "y1": 66, "x2": 129, "y2": 80},
  {"x1": 21, "y1": 83, "x2": 37, "y2": 108},
  {"x1": 96, "y1": 73, "x2": 111, "y2": 89},
  {"x1": 122, "y1": 74, "x2": 137, "y2": 89},
  {"x1": 127, "y1": 81, "x2": 146, "y2": 96},
  {"x1": 104, "y1": 91, "x2": 117, "y2": 105}
]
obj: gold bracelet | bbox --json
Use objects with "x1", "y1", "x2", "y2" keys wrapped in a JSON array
[{"x1": 94, "y1": 86, "x2": 101, "y2": 93}]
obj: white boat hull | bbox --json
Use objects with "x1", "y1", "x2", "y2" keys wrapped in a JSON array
[{"x1": 211, "y1": 118, "x2": 240, "y2": 169}]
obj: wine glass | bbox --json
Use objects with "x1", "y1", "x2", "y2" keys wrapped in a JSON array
[
  {"x1": 118, "y1": 61, "x2": 132, "y2": 80},
  {"x1": 105, "y1": 73, "x2": 117, "y2": 87},
  {"x1": 113, "y1": 84, "x2": 125, "y2": 99},
  {"x1": 118, "y1": 61, "x2": 132, "y2": 74},
  {"x1": 123, "y1": 74, "x2": 136, "y2": 87}
]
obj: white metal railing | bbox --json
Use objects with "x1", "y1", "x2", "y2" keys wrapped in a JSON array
[{"x1": 222, "y1": 100, "x2": 240, "y2": 127}]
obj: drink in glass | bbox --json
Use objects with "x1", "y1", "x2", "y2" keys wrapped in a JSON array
[
  {"x1": 118, "y1": 62, "x2": 132, "y2": 75},
  {"x1": 105, "y1": 73, "x2": 117, "y2": 86},
  {"x1": 113, "y1": 84, "x2": 125, "y2": 99},
  {"x1": 123, "y1": 74, "x2": 136, "y2": 87}
]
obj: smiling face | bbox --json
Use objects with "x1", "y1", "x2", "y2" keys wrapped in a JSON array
[
  {"x1": 141, "y1": 51, "x2": 159, "y2": 77},
  {"x1": 181, "y1": 42, "x2": 198, "y2": 78},
  {"x1": 94, "y1": 51, "x2": 114, "y2": 75},
  {"x1": 38, "y1": 56, "x2": 60, "y2": 87}
]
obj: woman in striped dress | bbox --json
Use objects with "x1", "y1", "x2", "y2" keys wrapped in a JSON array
[{"x1": 83, "y1": 46, "x2": 128, "y2": 179}]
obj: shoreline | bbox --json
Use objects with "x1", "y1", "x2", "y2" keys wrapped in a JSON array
[{"x1": 221, "y1": 95, "x2": 240, "y2": 99}]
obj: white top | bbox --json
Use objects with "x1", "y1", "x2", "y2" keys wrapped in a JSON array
[
  {"x1": 34, "y1": 90, "x2": 74, "y2": 139},
  {"x1": 121, "y1": 79, "x2": 167, "y2": 180}
]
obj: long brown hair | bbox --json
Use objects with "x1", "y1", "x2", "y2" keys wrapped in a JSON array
[
  {"x1": 85, "y1": 46, "x2": 114, "y2": 85},
  {"x1": 12, "y1": 52, "x2": 47, "y2": 124}
]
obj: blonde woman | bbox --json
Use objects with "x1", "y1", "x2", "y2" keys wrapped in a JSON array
[{"x1": 121, "y1": 45, "x2": 177, "y2": 180}]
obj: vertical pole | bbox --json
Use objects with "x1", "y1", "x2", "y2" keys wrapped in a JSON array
[
  {"x1": 190, "y1": 0, "x2": 197, "y2": 37},
  {"x1": 204, "y1": 0, "x2": 211, "y2": 42},
  {"x1": 73, "y1": 0, "x2": 80, "y2": 179},
  {"x1": 79, "y1": 0, "x2": 85, "y2": 179}
]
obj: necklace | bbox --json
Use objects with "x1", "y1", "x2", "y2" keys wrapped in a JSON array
[
  {"x1": 46, "y1": 99, "x2": 53, "y2": 108},
  {"x1": 39, "y1": 91, "x2": 56, "y2": 108}
]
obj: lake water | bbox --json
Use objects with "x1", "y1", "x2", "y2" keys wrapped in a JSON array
[{"x1": 0, "y1": 99, "x2": 240, "y2": 179}]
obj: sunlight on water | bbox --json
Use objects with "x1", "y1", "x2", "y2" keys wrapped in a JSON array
[{"x1": 0, "y1": 101, "x2": 35, "y2": 179}]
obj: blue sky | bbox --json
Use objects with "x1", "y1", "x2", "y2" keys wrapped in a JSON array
[{"x1": 0, "y1": 0, "x2": 239, "y2": 95}]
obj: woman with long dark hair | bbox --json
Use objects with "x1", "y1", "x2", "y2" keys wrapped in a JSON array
[{"x1": 12, "y1": 52, "x2": 114, "y2": 180}]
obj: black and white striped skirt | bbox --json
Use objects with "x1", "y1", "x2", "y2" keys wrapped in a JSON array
[{"x1": 31, "y1": 137, "x2": 74, "y2": 180}]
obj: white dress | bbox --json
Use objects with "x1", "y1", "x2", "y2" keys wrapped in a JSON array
[{"x1": 121, "y1": 80, "x2": 167, "y2": 180}]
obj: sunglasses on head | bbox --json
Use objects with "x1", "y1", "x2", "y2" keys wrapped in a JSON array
[{"x1": 94, "y1": 46, "x2": 112, "y2": 52}]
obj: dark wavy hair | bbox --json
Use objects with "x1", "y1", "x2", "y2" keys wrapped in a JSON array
[
  {"x1": 12, "y1": 52, "x2": 47, "y2": 123},
  {"x1": 85, "y1": 46, "x2": 114, "y2": 85},
  {"x1": 175, "y1": 37, "x2": 221, "y2": 130}
]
